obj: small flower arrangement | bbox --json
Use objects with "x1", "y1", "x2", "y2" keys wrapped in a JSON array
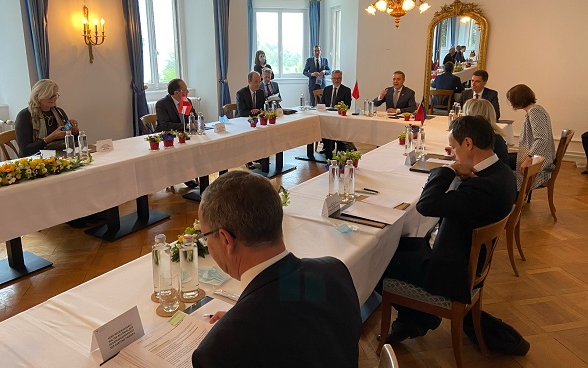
[
  {"x1": 334, "y1": 150, "x2": 362, "y2": 166},
  {"x1": 171, "y1": 219, "x2": 209, "y2": 263},
  {"x1": 0, "y1": 154, "x2": 92, "y2": 187},
  {"x1": 160, "y1": 131, "x2": 176, "y2": 140},
  {"x1": 264, "y1": 111, "x2": 277, "y2": 119},
  {"x1": 172, "y1": 130, "x2": 189, "y2": 138},
  {"x1": 335, "y1": 102, "x2": 349, "y2": 112},
  {"x1": 144, "y1": 135, "x2": 162, "y2": 143},
  {"x1": 278, "y1": 186, "x2": 290, "y2": 207},
  {"x1": 398, "y1": 131, "x2": 407, "y2": 140},
  {"x1": 247, "y1": 116, "x2": 258, "y2": 123}
]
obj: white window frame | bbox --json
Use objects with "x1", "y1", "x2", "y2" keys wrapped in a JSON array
[
  {"x1": 253, "y1": 8, "x2": 309, "y2": 79},
  {"x1": 330, "y1": 6, "x2": 342, "y2": 71}
]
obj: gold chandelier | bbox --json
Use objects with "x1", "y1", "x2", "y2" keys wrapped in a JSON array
[{"x1": 366, "y1": 0, "x2": 431, "y2": 28}]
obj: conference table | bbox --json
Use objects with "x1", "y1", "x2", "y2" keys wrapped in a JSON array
[{"x1": 0, "y1": 114, "x2": 451, "y2": 366}]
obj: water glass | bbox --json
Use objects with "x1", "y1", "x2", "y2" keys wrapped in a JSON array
[
  {"x1": 159, "y1": 273, "x2": 180, "y2": 313},
  {"x1": 179, "y1": 244, "x2": 200, "y2": 300}
]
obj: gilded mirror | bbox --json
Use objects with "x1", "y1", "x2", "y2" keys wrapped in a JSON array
[{"x1": 423, "y1": 0, "x2": 488, "y2": 110}]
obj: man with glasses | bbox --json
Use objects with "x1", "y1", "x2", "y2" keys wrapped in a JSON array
[
  {"x1": 192, "y1": 171, "x2": 362, "y2": 368},
  {"x1": 320, "y1": 70, "x2": 354, "y2": 158},
  {"x1": 155, "y1": 78, "x2": 195, "y2": 132},
  {"x1": 303, "y1": 45, "x2": 331, "y2": 106}
]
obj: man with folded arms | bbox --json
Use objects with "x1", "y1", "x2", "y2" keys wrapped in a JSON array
[
  {"x1": 379, "y1": 116, "x2": 516, "y2": 345},
  {"x1": 320, "y1": 69, "x2": 353, "y2": 159},
  {"x1": 192, "y1": 171, "x2": 362, "y2": 368},
  {"x1": 458, "y1": 69, "x2": 501, "y2": 119},
  {"x1": 373, "y1": 70, "x2": 417, "y2": 114}
]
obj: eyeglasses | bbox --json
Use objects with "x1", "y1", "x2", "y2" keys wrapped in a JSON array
[
  {"x1": 194, "y1": 229, "x2": 219, "y2": 247},
  {"x1": 45, "y1": 93, "x2": 60, "y2": 100}
]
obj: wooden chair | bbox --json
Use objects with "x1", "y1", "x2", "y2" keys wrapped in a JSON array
[
  {"x1": 527, "y1": 129, "x2": 574, "y2": 221},
  {"x1": 429, "y1": 89, "x2": 453, "y2": 115},
  {"x1": 377, "y1": 213, "x2": 510, "y2": 368},
  {"x1": 378, "y1": 344, "x2": 399, "y2": 368},
  {"x1": 222, "y1": 103, "x2": 237, "y2": 119},
  {"x1": 0, "y1": 130, "x2": 18, "y2": 161},
  {"x1": 506, "y1": 155, "x2": 544, "y2": 276},
  {"x1": 140, "y1": 114, "x2": 157, "y2": 134},
  {"x1": 313, "y1": 89, "x2": 323, "y2": 106}
]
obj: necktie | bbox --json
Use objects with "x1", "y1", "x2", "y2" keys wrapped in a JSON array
[
  {"x1": 252, "y1": 92, "x2": 256, "y2": 109},
  {"x1": 331, "y1": 87, "x2": 338, "y2": 107},
  {"x1": 315, "y1": 58, "x2": 320, "y2": 70},
  {"x1": 393, "y1": 90, "x2": 400, "y2": 107},
  {"x1": 475, "y1": 94, "x2": 479, "y2": 99},
  {"x1": 266, "y1": 83, "x2": 271, "y2": 97}
]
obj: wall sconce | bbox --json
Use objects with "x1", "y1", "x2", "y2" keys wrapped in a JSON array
[{"x1": 82, "y1": 5, "x2": 105, "y2": 63}]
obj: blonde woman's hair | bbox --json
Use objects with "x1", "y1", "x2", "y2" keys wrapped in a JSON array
[
  {"x1": 462, "y1": 98, "x2": 504, "y2": 137},
  {"x1": 28, "y1": 79, "x2": 58, "y2": 118}
]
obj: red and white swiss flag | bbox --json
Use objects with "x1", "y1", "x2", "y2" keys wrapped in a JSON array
[{"x1": 177, "y1": 93, "x2": 192, "y2": 116}]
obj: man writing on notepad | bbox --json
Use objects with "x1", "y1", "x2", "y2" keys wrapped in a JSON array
[{"x1": 192, "y1": 171, "x2": 361, "y2": 368}]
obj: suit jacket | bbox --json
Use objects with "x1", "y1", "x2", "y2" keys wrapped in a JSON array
[
  {"x1": 236, "y1": 86, "x2": 265, "y2": 117},
  {"x1": 416, "y1": 160, "x2": 516, "y2": 303},
  {"x1": 431, "y1": 72, "x2": 464, "y2": 94},
  {"x1": 192, "y1": 253, "x2": 362, "y2": 368},
  {"x1": 458, "y1": 88, "x2": 501, "y2": 119},
  {"x1": 303, "y1": 57, "x2": 331, "y2": 89},
  {"x1": 373, "y1": 86, "x2": 417, "y2": 113},
  {"x1": 261, "y1": 80, "x2": 280, "y2": 100},
  {"x1": 155, "y1": 95, "x2": 195, "y2": 132},
  {"x1": 320, "y1": 84, "x2": 352, "y2": 107},
  {"x1": 254, "y1": 64, "x2": 274, "y2": 79}
]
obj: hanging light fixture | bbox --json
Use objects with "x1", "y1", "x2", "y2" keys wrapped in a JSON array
[{"x1": 365, "y1": 0, "x2": 431, "y2": 28}]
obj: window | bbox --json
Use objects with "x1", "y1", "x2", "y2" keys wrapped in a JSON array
[
  {"x1": 255, "y1": 9, "x2": 307, "y2": 78},
  {"x1": 139, "y1": 0, "x2": 181, "y2": 89},
  {"x1": 330, "y1": 7, "x2": 342, "y2": 70}
]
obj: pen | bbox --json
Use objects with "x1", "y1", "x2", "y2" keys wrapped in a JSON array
[
  {"x1": 203, "y1": 314, "x2": 214, "y2": 318},
  {"x1": 362, "y1": 188, "x2": 379, "y2": 194}
]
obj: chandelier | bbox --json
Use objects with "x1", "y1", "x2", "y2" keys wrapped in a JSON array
[{"x1": 366, "y1": 0, "x2": 431, "y2": 28}]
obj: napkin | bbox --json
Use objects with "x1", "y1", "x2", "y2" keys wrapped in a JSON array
[{"x1": 199, "y1": 266, "x2": 231, "y2": 286}]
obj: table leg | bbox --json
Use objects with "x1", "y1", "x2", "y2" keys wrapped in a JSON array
[
  {"x1": 182, "y1": 175, "x2": 212, "y2": 202},
  {"x1": 252, "y1": 152, "x2": 296, "y2": 178},
  {"x1": 1, "y1": 237, "x2": 53, "y2": 285},
  {"x1": 295, "y1": 143, "x2": 328, "y2": 163}
]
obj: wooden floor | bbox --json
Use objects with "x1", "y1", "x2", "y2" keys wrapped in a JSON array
[{"x1": 1, "y1": 145, "x2": 588, "y2": 368}]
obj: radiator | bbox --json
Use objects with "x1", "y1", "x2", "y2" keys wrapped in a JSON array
[{"x1": 147, "y1": 101, "x2": 157, "y2": 114}]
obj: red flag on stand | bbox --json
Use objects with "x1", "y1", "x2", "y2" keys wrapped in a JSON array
[
  {"x1": 414, "y1": 99, "x2": 427, "y2": 125},
  {"x1": 352, "y1": 81, "x2": 360, "y2": 100},
  {"x1": 177, "y1": 93, "x2": 192, "y2": 116}
]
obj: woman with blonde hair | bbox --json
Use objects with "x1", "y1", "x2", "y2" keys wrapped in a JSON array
[
  {"x1": 253, "y1": 50, "x2": 274, "y2": 79},
  {"x1": 15, "y1": 79, "x2": 79, "y2": 157},
  {"x1": 462, "y1": 98, "x2": 509, "y2": 164}
]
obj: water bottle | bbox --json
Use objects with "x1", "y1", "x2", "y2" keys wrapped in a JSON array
[
  {"x1": 151, "y1": 234, "x2": 168, "y2": 299},
  {"x1": 264, "y1": 101, "x2": 270, "y2": 112},
  {"x1": 363, "y1": 99, "x2": 369, "y2": 115},
  {"x1": 189, "y1": 112, "x2": 197, "y2": 135},
  {"x1": 343, "y1": 160, "x2": 355, "y2": 203},
  {"x1": 300, "y1": 94, "x2": 305, "y2": 110},
  {"x1": 404, "y1": 125, "x2": 413, "y2": 156},
  {"x1": 78, "y1": 130, "x2": 88, "y2": 160},
  {"x1": 179, "y1": 234, "x2": 200, "y2": 301},
  {"x1": 328, "y1": 159, "x2": 339, "y2": 196},
  {"x1": 271, "y1": 101, "x2": 277, "y2": 113},
  {"x1": 64, "y1": 130, "x2": 75, "y2": 159},
  {"x1": 418, "y1": 126, "x2": 426, "y2": 158},
  {"x1": 197, "y1": 114, "x2": 205, "y2": 135}
]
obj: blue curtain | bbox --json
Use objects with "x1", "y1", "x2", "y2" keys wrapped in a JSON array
[
  {"x1": 433, "y1": 23, "x2": 441, "y2": 63},
  {"x1": 122, "y1": 0, "x2": 148, "y2": 136},
  {"x1": 247, "y1": 0, "x2": 254, "y2": 71},
  {"x1": 24, "y1": 0, "x2": 50, "y2": 81},
  {"x1": 214, "y1": 0, "x2": 231, "y2": 115},
  {"x1": 309, "y1": 1, "x2": 320, "y2": 55},
  {"x1": 450, "y1": 17, "x2": 457, "y2": 48}
]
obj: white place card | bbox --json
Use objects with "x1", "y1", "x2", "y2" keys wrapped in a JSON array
[
  {"x1": 90, "y1": 306, "x2": 144, "y2": 363},
  {"x1": 95, "y1": 139, "x2": 114, "y2": 152},
  {"x1": 316, "y1": 103, "x2": 326, "y2": 111},
  {"x1": 39, "y1": 150, "x2": 56, "y2": 158},
  {"x1": 405, "y1": 150, "x2": 417, "y2": 166},
  {"x1": 322, "y1": 194, "x2": 341, "y2": 217},
  {"x1": 214, "y1": 122, "x2": 226, "y2": 133}
]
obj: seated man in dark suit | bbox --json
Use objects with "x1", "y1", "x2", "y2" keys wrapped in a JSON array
[
  {"x1": 236, "y1": 71, "x2": 265, "y2": 117},
  {"x1": 320, "y1": 69, "x2": 353, "y2": 159},
  {"x1": 431, "y1": 62, "x2": 464, "y2": 106},
  {"x1": 458, "y1": 69, "x2": 501, "y2": 119},
  {"x1": 443, "y1": 47, "x2": 457, "y2": 65},
  {"x1": 192, "y1": 171, "x2": 362, "y2": 368},
  {"x1": 373, "y1": 70, "x2": 417, "y2": 114},
  {"x1": 261, "y1": 68, "x2": 280, "y2": 100},
  {"x1": 155, "y1": 78, "x2": 195, "y2": 132},
  {"x1": 380, "y1": 116, "x2": 516, "y2": 345}
]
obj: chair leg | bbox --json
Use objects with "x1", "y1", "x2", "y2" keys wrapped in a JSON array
[
  {"x1": 471, "y1": 297, "x2": 489, "y2": 357},
  {"x1": 514, "y1": 218, "x2": 526, "y2": 261},
  {"x1": 526, "y1": 190, "x2": 532, "y2": 203},
  {"x1": 450, "y1": 306, "x2": 466, "y2": 368},
  {"x1": 377, "y1": 292, "x2": 393, "y2": 355},
  {"x1": 506, "y1": 224, "x2": 519, "y2": 277},
  {"x1": 547, "y1": 182, "x2": 557, "y2": 221}
]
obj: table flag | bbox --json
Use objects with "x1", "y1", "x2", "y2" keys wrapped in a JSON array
[
  {"x1": 415, "y1": 98, "x2": 427, "y2": 124},
  {"x1": 178, "y1": 93, "x2": 192, "y2": 116},
  {"x1": 352, "y1": 80, "x2": 360, "y2": 100}
]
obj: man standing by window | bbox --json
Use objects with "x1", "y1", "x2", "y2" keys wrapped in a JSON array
[{"x1": 303, "y1": 45, "x2": 330, "y2": 106}]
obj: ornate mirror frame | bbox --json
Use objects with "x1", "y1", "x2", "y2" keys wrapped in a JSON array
[{"x1": 423, "y1": 0, "x2": 488, "y2": 109}]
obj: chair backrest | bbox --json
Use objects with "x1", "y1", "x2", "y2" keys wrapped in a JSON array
[
  {"x1": 547, "y1": 129, "x2": 575, "y2": 186},
  {"x1": 222, "y1": 103, "x2": 237, "y2": 119},
  {"x1": 378, "y1": 344, "x2": 399, "y2": 368},
  {"x1": 0, "y1": 130, "x2": 18, "y2": 161},
  {"x1": 140, "y1": 114, "x2": 157, "y2": 134},
  {"x1": 516, "y1": 155, "x2": 545, "y2": 213},
  {"x1": 468, "y1": 212, "x2": 511, "y2": 290},
  {"x1": 313, "y1": 89, "x2": 324, "y2": 105},
  {"x1": 429, "y1": 89, "x2": 453, "y2": 114}
]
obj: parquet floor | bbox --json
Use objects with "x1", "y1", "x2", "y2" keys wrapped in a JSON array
[{"x1": 1, "y1": 145, "x2": 588, "y2": 368}]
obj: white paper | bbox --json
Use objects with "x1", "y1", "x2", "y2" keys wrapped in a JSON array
[
  {"x1": 341, "y1": 201, "x2": 405, "y2": 225},
  {"x1": 91, "y1": 306, "x2": 144, "y2": 363},
  {"x1": 427, "y1": 158, "x2": 455, "y2": 165},
  {"x1": 361, "y1": 195, "x2": 404, "y2": 209},
  {"x1": 96, "y1": 139, "x2": 114, "y2": 152}
]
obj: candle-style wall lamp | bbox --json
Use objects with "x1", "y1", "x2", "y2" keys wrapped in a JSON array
[{"x1": 82, "y1": 5, "x2": 105, "y2": 63}]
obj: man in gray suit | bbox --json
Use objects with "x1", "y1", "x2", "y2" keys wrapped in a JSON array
[
  {"x1": 458, "y1": 69, "x2": 501, "y2": 119},
  {"x1": 261, "y1": 68, "x2": 280, "y2": 100},
  {"x1": 373, "y1": 70, "x2": 417, "y2": 114}
]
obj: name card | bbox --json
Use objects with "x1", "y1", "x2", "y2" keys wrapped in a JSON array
[
  {"x1": 90, "y1": 306, "x2": 144, "y2": 363},
  {"x1": 316, "y1": 104, "x2": 326, "y2": 111},
  {"x1": 39, "y1": 150, "x2": 56, "y2": 158},
  {"x1": 322, "y1": 194, "x2": 341, "y2": 217},
  {"x1": 214, "y1": 123, "x2": 226, "y2": 133},
  {"x1": 405, "y1": 150, "x2": 417, "y2": 166},
  {"x1": 96, "y1": 139, "x2": 114, "y2": 152}
]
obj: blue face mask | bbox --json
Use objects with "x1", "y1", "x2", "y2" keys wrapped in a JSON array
[
  {"x1": 259, "y1": 56, "x2": 266, "y2": 63},
  {"x1": 198, "y1": 266, "x2": 231, "y2": 286}
]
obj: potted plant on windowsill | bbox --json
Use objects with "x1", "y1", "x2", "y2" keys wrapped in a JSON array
[
  {"x1": 145, "y1": 135, "x2": 162, "y2": 150},
  {"x1": 160, "y1": 131, "x2": 176, "y2": 147},
  {"x1": 172, "y1": 130, "x2": 189, "y2": 143}
]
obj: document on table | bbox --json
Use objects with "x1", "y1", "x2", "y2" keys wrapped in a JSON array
[
  {"x1": 108, "y1": 298, "x2": 233, "y2": 368},
  {"x1": 341, "y1": 201, "x2": 405, "y2": 225}
]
